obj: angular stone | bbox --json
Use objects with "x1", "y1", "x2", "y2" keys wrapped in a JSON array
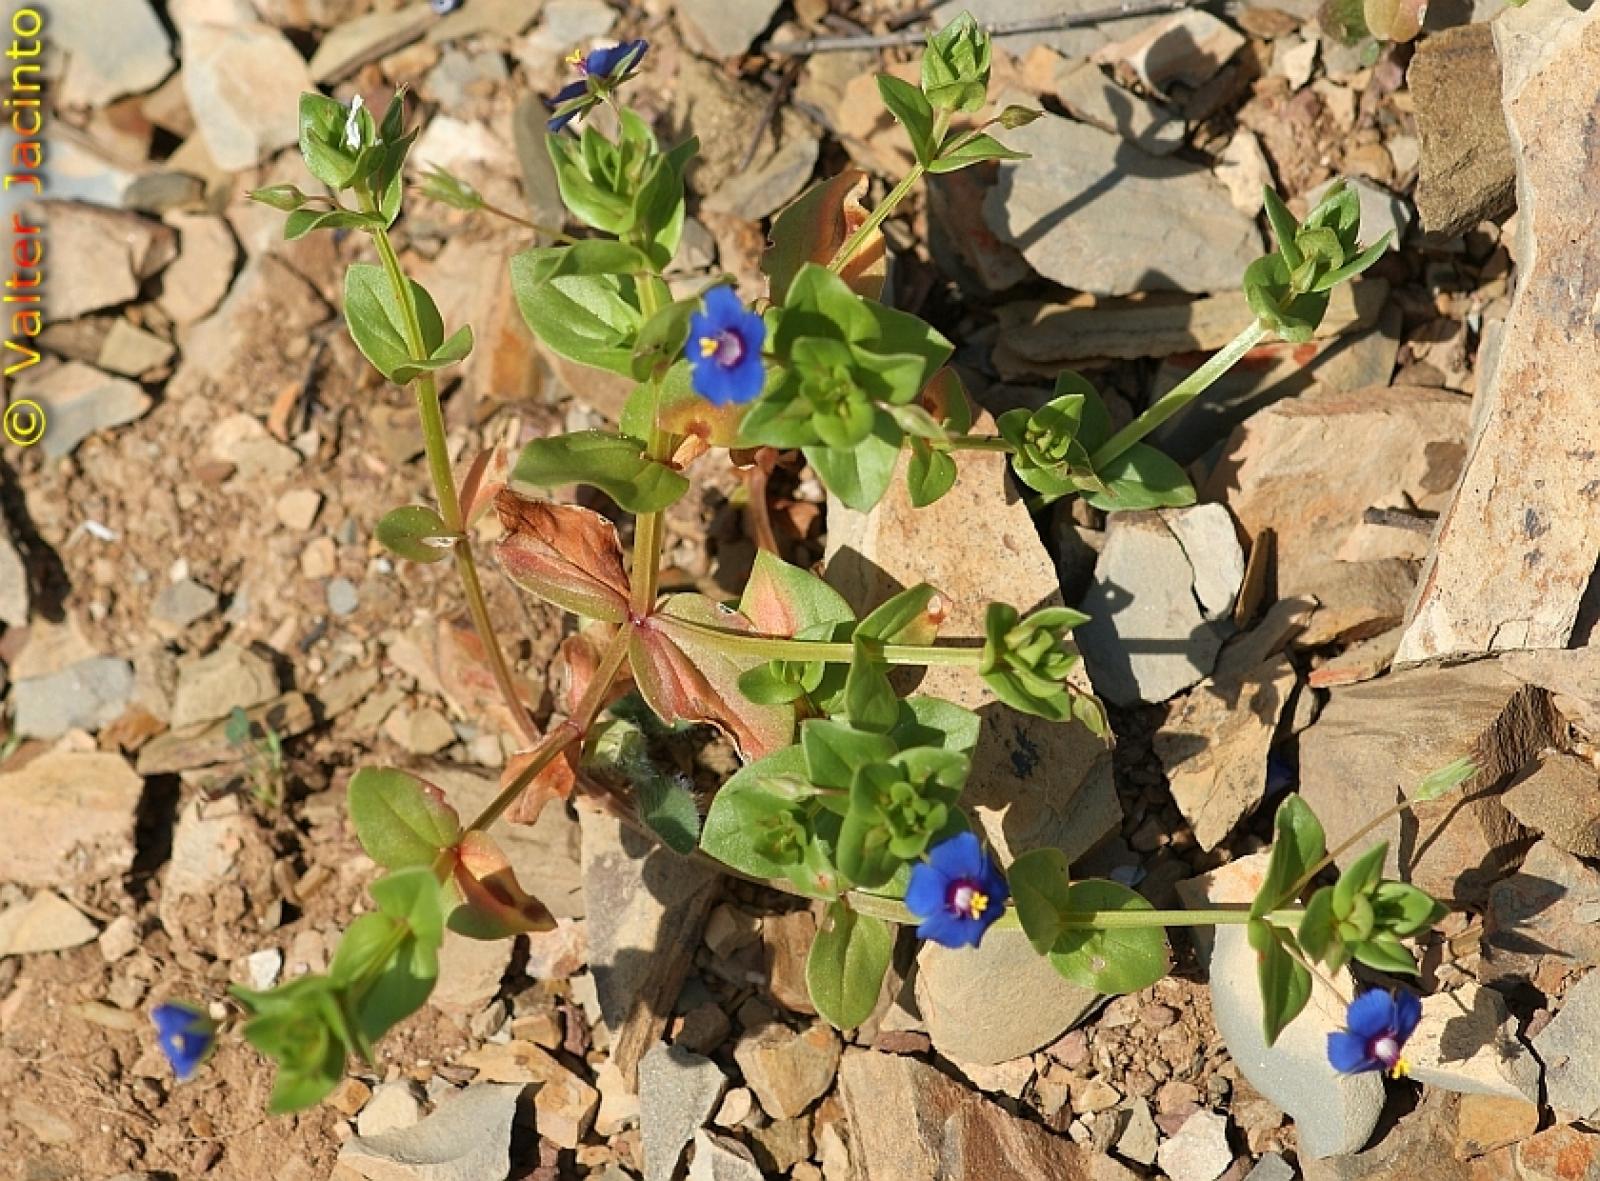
[
  {"x1": 985, "y1": 115, "x2": 1260, "y2": 296},
  {"x1": 1053, "y1": 59, "x2": 1184, "y2": 156},
  {"x1": 1408, "y1": 23, "x2": 1515, "y2": 236},
  {"x1": 184, "y1": 23, "x2": 313, "y2": 170},
  {"x1": 1501, "y1": 752, "x2": 1600, "y2": 859},
  {"x1": 158, "y1": 214, "x2": 239, "y2": 327},
  {"x1": 1406, "y1": 983, "x2": 1540, "y2": 1100},
  {"x1": 733, "y1": 1023, "x2": 840, "y2": 1119},
  {"x1": 430, "y1": 928, "x2": 512, "y2": 1019},
  {"x1": 152, "y1": 578, "x2": 219, "y2": 631},
  {"x1": 170, "y1": 255, "x2": 330, "y2": 402},
  {"x1": 1399, "y1": 2, "x2": 1600, "y2": 663},
  {"x1": 677, "y1": 0, "x2": 781, "y2": 60},
  {"x1": 762, "y1": 909, "x2": 817, "y2": 1014},
  {"x1": 1534, "y1": 970, "x2": 1600, "y2": 1120},
  {"x1": 170, "y1": 643, "x2": 279, "y2": 729},
  {"x1": 136, "y1": 691, "x2": 314, "y2": 775},
  {"x1": 1302, "y1": 1090, "x2": 1468, "y2": 1181},
  {"x1": 0, "y1": 893, "x2": 99, "y2": 956},
  {"x1": 57, "y1": 0, "x2": 174, "y2": 107},
  {"x1": 689, "y1": 1129, "x2": 765, "y2": 1181},
  {"x1": 13, "y1": 362, "x2": 152, "y2": 461},
  {"x1": 1306, "y1": 176, "x2": 1410, "y2": 253},
  {"x1": 1077, "y1": 510, "x2": 1231, "y2": 707},
  {"x1": 916, "y1": 930, "x2": 1100, "y2": 1067},
  {"x1": 96, "y1": 319, "x2": 174, "y2": 378},
  {"x1": 581, "y1": 810, "x2": 718, "y2": 1082},
  {"x1": 533, "y1": 1069, "x2": 599, "y2": 1149},
  {"x1": 837, "y1": 1048, "x2": 1134, "y2": 1180},
  {"x1": 309, "y1": 2, "x2": 433, "y2": 84},
  {"x1": 358, "y1": 1082, "x2": 425, "y2": 1138},
  {"x1": 0, "y1": 512, "x2": 26, "y2": 628},
  {"x1": 0, "y1": 751, "x2": 144, "y2": 887},
  {"x1": 1488, "y1": 837, "x2": 1600, "y2": 985},
  {"x1": 336, "y1": 1083, "x2": 521, "y2": 1181},
  {"x1": 1203, "y1": 385, "x2": 1470, "y2": 602},
  {"x1": 1157, "y1": 652, "x2": 1296, "y2": 851},
  {"x1": 1102, "y1": 10, "x2": 1247, "y2": 91},
  {"x1": 1453, "y1": 1094, "x2": 1539, "y2": 1159},
  {"x1": 702, "y1": 131, "x2": 820, "y2": 222},
  {"x1": 1299, "y1": 659, "x2": 1559, "y2": 904},
  {"x1": 824, "y1": 429, "x2": 1115, "y2": 863},
  {"x1": 1216, "y1": 128, "x2": 1274, "y2": 218},
  {"x1": 640, "y1": 1045, "x2": 729, "y2": 1181},
  {"x1": 1177, "y1": 853, "x2": 1384, "y2": 1160},
  {"x1": 1517, "y1": 1124, "x2": 1600, "y2": 1181},
  {"x1": 1501, "y1": 647, "x2": 1600, "y2": 736},
  {"x1": 12, "y1": 656, "x2": 135, "y2": 739},
  {"x1": 1156, "y1": 1109, "x2": 1233, "y2": 1181}
]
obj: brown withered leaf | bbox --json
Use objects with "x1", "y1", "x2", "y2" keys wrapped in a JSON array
[
  {"x1": 762, "y1": 168, "x2": 887, "y2": 302},
  {"x1": 448, "y1": 830, "x2": 557, "y2": 938},
  {"x1": 627, "y1": 593, "x2": 795, "y2": 759},
  {"x1": 502, "y1": 743, "x2": 579, "y2": 826},
  {"x1": 436, "y1": 618, "x2": 536, "y2": 739},
  {"x1": 495, "y1": 491, "x2": 631, "y2": 622},
  {"x1": 553, "y1": 625, "x2": 633, "y2": 717},
  {"x1": 460, "y1": 444, "x2": 511, "y2": 527}
]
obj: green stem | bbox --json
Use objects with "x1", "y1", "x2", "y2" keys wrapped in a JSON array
[
  {"x1": 938, "y1": 435, "x2": 1014, "y2": 453},
  {"x1": 464, "y1": 628, "x2": 633, "y2": 833},
  {"x1": 1089, "y1": 319, "x2": 1270, "y2": 470},
  {"x1": 666, "y1": 615, "x2": 983, "y2": 667},
  {"x1": 828, "y1": 168, "x2": 920, "y2": 275},
  {"x1": 844, "y1": 890, "x2": 1306, "y2": 931},
  {"x1": 365, "y1": 204, "x2": 539, "y2": 744}
]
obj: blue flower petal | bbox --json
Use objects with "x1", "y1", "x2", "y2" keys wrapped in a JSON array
[
  {"x1": 151, "y1": 1002, "x2": 215, "y2": 1083},
  {"x1": 928, "y1": 830, "x2": 986, "y2": 882},
  {"x1": 905, "y1": 858, "x2": 951, "y2": 920},
  {"x1": 1344, "y1": 989, "x2": 1399, "y2": 1039},
  {"x1": 1391, "y1": 990, "x2": 1422, "y2": 1040},
  {"x1": 1327, "y1": 1030, "x2": 1378, "y2": 1074},
  {"x1": 586, "y1": 39, "x2": 648, "y2": 78},
  {"x1": 685, "y1": 287, "x2": 766, "y2": 406},
  {"x1": 918, "y1": 909, "x2": 979, "y2": 949}
]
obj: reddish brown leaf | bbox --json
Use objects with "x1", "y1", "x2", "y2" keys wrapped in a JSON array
[
  {"x1": 627, "y1": 594, "x2": 795, "y2": 759},
  {"x1": 495, "y1": 491, "x2": 631, "y2": 622},
  {"x1": 502, "y1": 743, "x2": 579, "y2": 825},
  {"x1": 460, "y1": 445, "x2": 511, "y2": 527},
  {"x1": 762, "y1": 169, "x2": 887, "y2": 303},
  {"x1": 448, "y1": 830, "x2": 557, "y2": 938},
  {"x1": 436, "y1": 618, "x2": 536, "y2": 739},
  {"x1": 553, "y1": 625, "x2": 633, "y2": 717}
]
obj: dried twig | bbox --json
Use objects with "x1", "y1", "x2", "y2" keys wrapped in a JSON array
[{"x1": 764, "y1": 0, "x2": 1210, "y2": 55}]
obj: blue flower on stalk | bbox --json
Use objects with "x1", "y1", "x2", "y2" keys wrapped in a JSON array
[
  {"x1": 152, "y1": 1001, "x2": 217, "y2": 1082},
  {"x1": 546, "y1": 39, "x2": 650, "y2": 131},
  {"x1": 905, "y1": 831, "x2": 1010, "y2": 949},
  {"x1": 686, "y1": 286, "x2": 766, "y2": 406},
  {"x1": 1327, "y1": 989, "x2": 1421, "y2": 1077}
]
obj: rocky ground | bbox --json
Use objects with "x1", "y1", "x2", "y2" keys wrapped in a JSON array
[{"x1": 4, "y1": 0, "x2": 1600, "y2": 1178}]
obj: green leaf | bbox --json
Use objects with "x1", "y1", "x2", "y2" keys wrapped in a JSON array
[
  {"x1": 921, "y1": 10, "x2": 992, "y2": 113},
  {"x1": 700, "y1": 746, "x2": 843, "y2": 897},
  {"x1": 804, "y1": 411, "x2": 903, "y2": 511},
  {"x1": 1245, "y1": 252, "x2": 1330, "y2": 343},
  {"x1": 343, "y1": 264, "x2": 461, "y2": 384},
  {"x1": 1251, "y1": 920, "x2": 1311, "y2": 1046},
  {"x1": 1297, "y1": 886, "x2": 1338, "y2": 965},
  {"x1": 928, "y1": 132, "x2": 1027, "y2": 174},
  {"x1": 1084, "y1": 443, "x2": 1196, "y2": 512},
  {"x1": 375, "y1": 505, "x2": 453, "y2": 564},
  {"x1": 738, "y1": 550, "x2": 856, "y2": 637},
  {"x1": 299, "y1": 92, "x2": 359, "y2": 189},
  {"x1": 907, "y1": 439, "x2": 958, "y2": 507},
  {"x1": 844, "y1": 636, "x2": 898, "y2": 735},
  {"x1": 347, "y1": 768, "x2": 462, "y2": 870},
  {"x1": 1250, "y1": 795, "x2": 1326, "y2": 920},
  {"x1": 1415, "y1": 755, "x2": 1478, "y2": 802},
  {"x1": 1348, "y1": 933, "x2": 1419, "y2": 975},
  {"x1": 510, "y1": 246, "x2": 642, "y2": 377},
  {"x1": 998, "y1": 105, "x2": 1043, "y2": 129},
  {"x1": 1262, "y1": 187, "x2": 1303, "y2": 272},
  {"x1": 336, "y1": 867, "x2": 443, "y2": 1051},
  {"x1": 637, "y1": 773, "x2": 701, "y2": 855},
  {"x1": 251, "y1": 183, "x2": 310, "y2": 212},
  {"x1": 802, "y1": 719, "x2": 897, "y2": 791},
  {"x1": 858, "y1": 582, "x2": 948, "y2": 647},
  {"x1": 889, "y1": 696, "x2": 981, "y2": 754},
  {"x1": 283, "y1": 208, "x2": 382, "y2": 241},
  {"x1": 1371, "y1": 881, "x2": 1447, "y2": 938},
  {"x1": 807, "y1": 901, "x2": 894, "y2": 1029},
  {"x1": 1008, "y1": 848, "x2": 1074, "y2": 955},
  {"x1": 1048, "y1": 880, "x2": 1168, "y2": 993},
  {"x1": 511, "y1": 430, "x2": 689, "y2": 513},
  {"x1": 232, "y1": 974, "x2": 354, "y2": 1114},
  {"x1": 631, "y1": 292, "x2": 702, "y2": 380},
  {"x1": 876, "y1": 73, "x2": 938, "y2": 166},
  {"x1": 1332, "y1": 842, "x2": 1388, "y2": 918}
]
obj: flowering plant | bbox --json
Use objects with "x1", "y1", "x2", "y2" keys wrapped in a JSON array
[{"x1": 155, "y1": 12, "x2": 1453, "y2": 1110}]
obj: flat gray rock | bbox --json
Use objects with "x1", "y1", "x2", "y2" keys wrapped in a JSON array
[
  {"x1": 1157, "y1": 1109, "x2": 1233, "y2": 1181},
  {"x1": 57, "y1": 0, "x2": 173, "y2": 107},
  {"x1": 336, "y1": 1083, "x2": 521, "y2": 1181},
  {"x1": 678, "y1": 0, "x2": 781, "y2": 59},
  {"x1": 14, "y1": 362, "x2": 152, "y2": 461},
  {"x1": 1534, "y1": 969, "x2": 1600, "y2": 1120},
  {"x1": 916, "y1": 930, "x2": 1100, "y2": 1067},
  {"x1": 152, "y1": 578, "x2": 219, "y2": 630},
  {"x1": 688, "y1": 1129, "x2": 764, "y2": 1181},
  {"x1": 640, "y1": 1045, "x2": 728, "y2": 1181},
  {"x1": 1076, "y1": 510, "x2": 1230, "y2": 706},
  {"x1": 1055, "y1": 59, "x2": 1185, "y2": 156},
  {"x1": 1407, "y1": 983, "x2": 1540, "y2": 1100},
  {"x1": 984, "y1": 115, "x2": 1260, "y2": 296},
  {"x1": 13, "y1": 656, "x2": 135, "y2": 739},
  {"x1": 184, "y1": 22, "x2": 313, "y2": 170}
]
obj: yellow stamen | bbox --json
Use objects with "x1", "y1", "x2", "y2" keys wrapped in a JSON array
[
  {"x1": 1390, "y1": 1058, "x2": 1410, "y2": 1080},
  {"x1": 697, "y1": 336, "x2": 719, "y2": 358},
  {"x1": 969, "y1": 891, "x2": 989, "y2": 918},
  {"x1": 566, "y1": 49, "x2": 585, "y2": 66}
]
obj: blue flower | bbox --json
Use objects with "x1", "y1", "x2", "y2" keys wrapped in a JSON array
[
  {"x1": 1327, "y1": 989, "x2": 1421, "y2": 1077},
  {"x1": 152, "y1": 1001, "x2": 216, "y2": 1082},
  {"x1": 686, "y1": 286, "x2": 766, "y2": 406},
  {"x1": 430, "y1": 0, "x2": 463, "y2": 13},
  {"x1": 905, "y1": 831, "x2": 1009, "y2": 949},
  {"x1": 546, "y1": 39, "x2": 650, "y2": 131}
]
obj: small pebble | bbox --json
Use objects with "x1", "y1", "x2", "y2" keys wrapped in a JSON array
[{"x1": 327, "y1": 577, "x2": 360, "y2": 616}]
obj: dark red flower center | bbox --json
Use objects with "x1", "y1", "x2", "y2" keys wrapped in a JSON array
[{"x1": 945, "y1": 876, "x2": 990, "y2": 920}]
